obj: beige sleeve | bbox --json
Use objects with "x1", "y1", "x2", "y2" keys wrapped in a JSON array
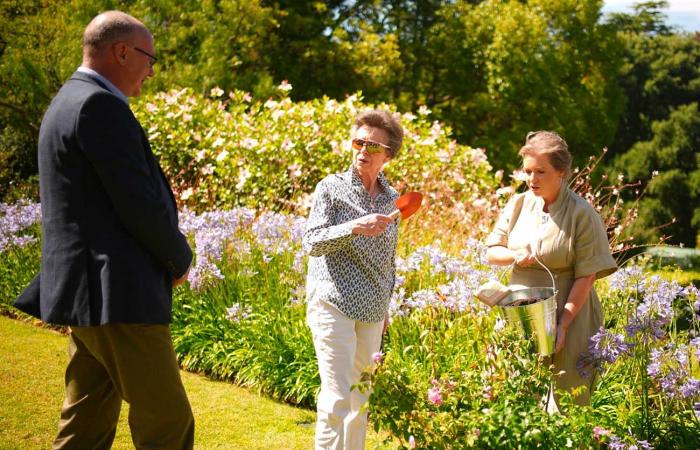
[
  {"x1": 485, "y1": 194, "x2": 523, "y2": 247},
  {"x1": 573, "y1": 205, "x2": 617, "y2": 279}
]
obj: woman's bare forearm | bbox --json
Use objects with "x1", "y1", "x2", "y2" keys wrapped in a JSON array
[
  {"x1": 559, "y1": 274, "x2": 596, "y2": 329},
  {"x1": 486, "y1": 246, "x2": 516, "y2": 265}
]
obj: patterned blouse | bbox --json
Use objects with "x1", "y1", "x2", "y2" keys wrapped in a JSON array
[{"x1": 303, "y1": 166, "x2": 400, "y2": 323}]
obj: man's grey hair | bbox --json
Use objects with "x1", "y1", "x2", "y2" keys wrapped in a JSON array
[{"x1": 83, "y1": 11, "x2": 146, "y2": 56}]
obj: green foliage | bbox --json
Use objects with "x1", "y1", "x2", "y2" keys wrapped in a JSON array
[
  {"x1": 131, "y1": 87, "x2": 497, "y2": 212},
  {"x1": 0, "y1": 236, "x2": 40, "y2": 317},
  {"x1": 608, "y1": 7, "x2": 700, "y2": 157},
  {"x1": 171, "y1": 247, "x2": 318, "y2": 406},
  {"x1": 367, "y1": 309, "x2": 598, "y2": 449},
  {"x1": 614, "y1": 103, "x2": 700, "y2": 247},
  {"x1": 606, "y1": 1, "x2": 674, "y2": 36},
  {"x1": 0, "y1": 0, "x2": 84, "y2": 201},
  {"x1": 2, "y1": 0, "x2": 629, "y2": 201},
  {"x1": 426, "y1": 0, "x2": 623, "y2": 169}
]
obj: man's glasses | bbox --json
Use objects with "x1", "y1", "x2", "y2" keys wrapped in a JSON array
[
  {"x1": 351, "y1": 138, "x2": 391, "y2": 154},
  {"x1": 129, "y1": 46, "x2": 157, "y2": 68}
]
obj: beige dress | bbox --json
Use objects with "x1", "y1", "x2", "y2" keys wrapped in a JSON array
[{"x1": 486, "y1": 186, "x2": 617, "y2": 406}]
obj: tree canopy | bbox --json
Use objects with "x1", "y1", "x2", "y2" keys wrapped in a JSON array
[{"x1": 1, "y1": 0, "x2": 699, "y2": 245}]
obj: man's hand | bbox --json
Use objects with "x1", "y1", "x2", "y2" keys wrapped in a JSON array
[
  {"x1": 173, "y1": 267, "x2": 191, "y2": 288},
  {"x1": 351, "y1": 214, "x2": 393, "y2": 237}
]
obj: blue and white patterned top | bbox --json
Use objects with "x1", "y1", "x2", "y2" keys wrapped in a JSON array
[{"x1": 303, "y1": 166, "x2": 400, "y2": 323}]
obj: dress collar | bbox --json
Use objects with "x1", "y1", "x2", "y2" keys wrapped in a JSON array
[{"x1": 547, "y1": 182, "x2": 570, "y2": 215}]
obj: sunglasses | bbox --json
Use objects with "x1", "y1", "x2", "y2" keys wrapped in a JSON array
[{"x1": 351, "y1": 138, "x2": 391, "y2": 154}]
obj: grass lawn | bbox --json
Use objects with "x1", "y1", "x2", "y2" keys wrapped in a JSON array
[{"x1": 0, "y1": 316, "x2": 390, "y2": 449}]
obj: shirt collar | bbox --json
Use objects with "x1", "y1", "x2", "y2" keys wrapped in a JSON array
[
  {"x1": 345, "y1": 165, "x2": 391, "y2": 197},
  {"x1": 77, "y1": 66, "x2": 129, "y2": 104}
]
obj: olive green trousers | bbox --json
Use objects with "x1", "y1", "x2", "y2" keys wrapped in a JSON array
[{"x1": 52, "y1": 324, "x2": 194, "y2": 450}]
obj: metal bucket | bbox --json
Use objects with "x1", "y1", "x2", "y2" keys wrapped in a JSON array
[{"x1": 498, "y1": 286, "x2": 558, "y2": 356}]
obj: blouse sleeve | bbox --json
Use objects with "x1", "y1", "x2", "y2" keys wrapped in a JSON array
[
  {"x1": 302, "y1": 179, "x2": 356, "y2": 257},
  {"x1": 485, "y1": 194, "x2": 523, "y2": 247},
  {"x1": 573, "y1": 205, "x2": 617, "y2": 279}
]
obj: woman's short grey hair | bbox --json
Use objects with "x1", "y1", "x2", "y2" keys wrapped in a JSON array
[
  {"x1": 83, "y1": 11, "x2": 145, "y2": 56},
  {"x1": 518, "y1": 130, "x2": 572, "y2": 180},
  {"x1": 353, "y1": 110, "x2": 403, "y2": 158}
]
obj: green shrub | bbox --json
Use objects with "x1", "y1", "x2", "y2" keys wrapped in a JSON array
[{"x1": 132, "y1": 86, "x2": 497, "y2": 218}]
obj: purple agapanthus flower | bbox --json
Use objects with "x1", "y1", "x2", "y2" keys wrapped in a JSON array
[
  {"x1": 678, "y1": 378, "x2": 700, "y2": 398},
  {"x1": 647, "y1": 343, "x2": 697, "y2": 399},
  {"x1": 607, "y1": 434, "x2": 654, "y2": 450},
  {"x1": 691, "y1": 337, "x2": 700, "y2": 361},
  {"x1": 608, "y1": 435, "x2": 626, "y2": 450},
  {"x1": 625, "y1": 276, "x2": 681, "y2": 341},
  {"x1": 225, "y1": 302, "x2": 252, "y2": 323},
  {"x1": 608, "y1": 265, "x2": 645, "y2": 294},
  {"x1": 589, "y1": 327, "x2": 633, "y2": 364},
  {"x1": 0, "y1": 200, "x2": 42, "y2": 254}
]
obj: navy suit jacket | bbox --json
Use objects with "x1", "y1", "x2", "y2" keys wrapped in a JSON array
[{"x1": 14, "y1": 71, "x2": 192, "y2": 326}]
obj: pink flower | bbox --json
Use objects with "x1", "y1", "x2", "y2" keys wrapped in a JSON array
[
  {"x1": 371, "y1": 351, "x2": 383, "y2": 364},
  {"x1": 474, "y1": 428, "x2": 481, "y2": 437},
  {"x1": 593, "y1": 426, "x2": 610, "y2": 442},
  {"x1": 427, "y1": 387, "x2": 443, "y2": 406},
  {"x1": 409, "y1": 435, "x2": 416, "y2": 449},
  {"x1": 483, "y1": 385, "x2": 493, "y2": 401}
]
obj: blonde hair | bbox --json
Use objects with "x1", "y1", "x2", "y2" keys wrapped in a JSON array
[{"x1": 518, "y1": 131, "x2": 572, "y2": 179}]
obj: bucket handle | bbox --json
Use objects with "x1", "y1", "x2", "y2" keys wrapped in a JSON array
[{"x1": 533, "y1": 253, "x2": 556, "y2": 293}]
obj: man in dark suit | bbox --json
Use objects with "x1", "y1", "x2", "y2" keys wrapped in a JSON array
[{"x1": 14, "y1": 11, "x2": 195, "y2": 449}]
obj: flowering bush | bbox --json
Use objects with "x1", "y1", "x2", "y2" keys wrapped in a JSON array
[{"x1": 131, "y1": 85, "x2": 499, "y2": 245}]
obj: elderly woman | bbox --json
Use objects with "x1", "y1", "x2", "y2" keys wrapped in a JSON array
[
  {"x1": 485, "y1": 131, "x2": 617, "y2": 410},
  {"x1": 303, "y1": 109, "x2": 402, "y2": 449}
]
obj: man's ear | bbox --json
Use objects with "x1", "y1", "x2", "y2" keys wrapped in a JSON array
[{"x1": 113, "y1": 42, "x2": 128, "y2": 66}]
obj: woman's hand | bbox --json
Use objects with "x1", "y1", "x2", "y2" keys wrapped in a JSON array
[
  {"x1": 351, "y1": 214, "x2": 393, "y2": 236},
  {"x1": 513, "y1": 244, "x2": 537, "y2": 267},
  {"x1": 555, "y1": 323, "x2": 568, "y2": 353}
]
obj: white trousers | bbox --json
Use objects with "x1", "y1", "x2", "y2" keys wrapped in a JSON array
[{"x1": 307, "y1": 298, "x2": 384, "y2": 450}]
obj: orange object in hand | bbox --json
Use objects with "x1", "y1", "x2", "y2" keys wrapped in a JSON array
[{"x1": 388, "y1": 192, "x2": 423, "y2": 221}]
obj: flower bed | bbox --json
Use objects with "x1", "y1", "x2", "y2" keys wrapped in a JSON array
[{"x1": 2, "y1": 200, "x2": 698, "y2": 448}]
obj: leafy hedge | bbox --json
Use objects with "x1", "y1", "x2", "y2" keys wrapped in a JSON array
[{"x1": 132, "y1": 86, "x2": 497, "y2": 218}]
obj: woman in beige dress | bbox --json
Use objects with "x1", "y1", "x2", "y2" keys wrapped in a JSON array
[{"x1": 485, "y1": 131, "x2": 617, "y2": 408}]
